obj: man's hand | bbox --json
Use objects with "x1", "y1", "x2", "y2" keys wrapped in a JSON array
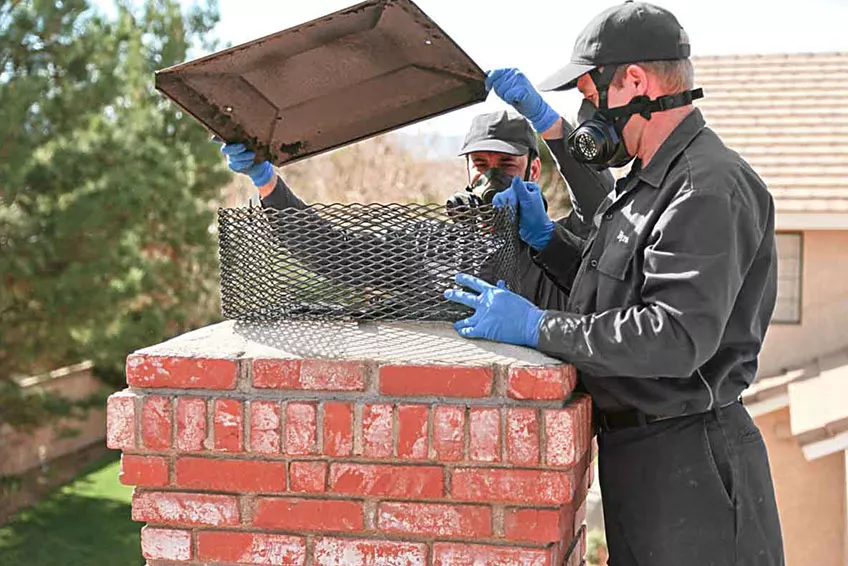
[
  {"x1": 486, "y1": 68, "x2": 560, "y2": 134},
  {"x1": 444, "y1": 274, "x2": 544, "y2": 347},
  {"x1": 215, "y1": 138, "x2": 275, "y2": 189},
  {"x1": 493, "y1": 176, "x2": 554, "y2": 250}
]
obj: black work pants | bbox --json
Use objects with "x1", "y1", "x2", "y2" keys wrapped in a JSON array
[{"x1": 598, "y1": 401, "x2": 785, "y2": 566}]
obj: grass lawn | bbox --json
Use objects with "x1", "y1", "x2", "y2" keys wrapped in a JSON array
[{"x1": 0, "y1": 453, "x2": 143, "y2": 566}]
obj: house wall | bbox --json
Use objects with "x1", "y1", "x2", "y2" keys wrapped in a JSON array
[
  {"x1": 0, "y1": 362, "x2": 108, "y2": 522},
  {"x1": 0, "y1": 363, "x2": 106, "y2": 478},
  {"x1": 755, "y1": 407, "x2": 845, "y2": 565},
  {"x1": 760, "y1": 231, "x2": 848, "y2": 377}
]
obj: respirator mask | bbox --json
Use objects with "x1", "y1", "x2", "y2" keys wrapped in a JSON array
[
  {"x1": 446, "y1": 167, "x2": 517, "y2": 212},
  {"x1": 567, "y1": 66, "x2": 704, "y2": 170}
]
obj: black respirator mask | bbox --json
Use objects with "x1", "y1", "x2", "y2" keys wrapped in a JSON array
[
  {"x1": 446, "y1": 159, "x2": 532, "y2": 214},
  {"x1": 567, "y1": 66, "x2": 704, "y2": 170}
]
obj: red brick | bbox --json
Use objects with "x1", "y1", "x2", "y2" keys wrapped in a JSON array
[
  {"x1": 132, "y1": 491, "x2": 239, "y2": 526},
  {"x1": 323, "y1": 402, "x2": 353, "y2": 457},
  {"x1": 249, "y1": 400, "x2": 281, "y2": 454},
  {"x1": 106, "y1": 391, "x2": 136, "y2": 449},
  {"x1": 141, "y1": 526, "x2": 192, "y2": 562},
  {"x1": 214, "y1": 399, "x2": 243, "y2": 452},
  {"x1": 563, "y1": 365, "x2": 578, "y2": 395},
  {"x1": 290, "y1": 461, "x2": 327, "y2": 493},
  {"x1": 176, "y1": 397, "x2": 206, "y2": 452},
  {"x1": 253, "y1": 498, "x2": 363, "y2": 532},
  {"x1": 120, "y1": 454, "x2": 169, "y2": 487},
  {"x1": 433, "y1": 542, "x2": 551, "y2": 566},
  {"x1": 505, "y1": 508, "x2": 564, "y2": 543},
  {"x1": 545, "y1": 407, "x2": 577, "y2": 467},
  {"x1": 578, "y1": 394, "x2": 594, "y2": 457},
  {"x1": 573, "y1": 499, "x2": 587, "y2": 538},
  {"x1": 508, "y1": 366, "x2": 573, "y2": 400},
  {"x1": 253, "y1": 358, "x2": 364, "y2": 391},
  {"x1": 302, "y1": 359, "x2": 365, "y2": 391},
  {"x1": 397, "y1": 405, "x2": 429, "y2": 460},
  {"x1": 329, "y1": 463, "x2": 444, "y2": 499},
  {"x1": 363, "y1": 404, "x2": 394, "y2": 458},
  {"x1": 142, "y1": 396, "x2": 172, "y2": 451},
  {"x1": 126, "y1": 354, "x2": 237, "y2": 389},
  {"x1": 506, "y1": 408, "x2": 539, "y2": 465},
  {"x1": 469, "y1": 408, "x2": 500, "y2": 462},
  {"x1": 567, "y1": 395, "x2": 589, "y2": 463},
  {"x1": 252, "y1": 358, "x2": 300, "y2": 389},
  {"x1": 197, "y1": 531, "x2": 306, "y2": 565},
  {"x1": 433, "y1": 405, "x2": 465, "y2": 461},
  {"x1": 378, "y1": 502, "x2": 491, "y2": 538},
  {"x1": 175, "y1": 457, "x2": 286, "y2": 492},
  {"x1": 314, "y1": 538, "x2": 427, "y2": 566},
  {"x1": 285, "y1": 402, "x2": 317, "y2": 455},
  {"x1": 452, "y1": 468, "x2": 574, "y2": 505},
  {"x1": 379, "y1": 365, "x2": 492, "y2": 398}
]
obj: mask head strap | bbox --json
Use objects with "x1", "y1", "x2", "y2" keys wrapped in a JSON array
[
  {"x1": 589, "y1": 66, "x2": 619, "y2": 110},
  {"x1": 602, "y1": 87, "x2": 705, "y2": 121},
  {"x1": 523, "y1": 150, "x2": 536, "y2": 182}
]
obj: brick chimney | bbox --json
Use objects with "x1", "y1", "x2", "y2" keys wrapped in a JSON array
[{"x1": 106, "y1": 320, "x2": 594, "y2": 565}]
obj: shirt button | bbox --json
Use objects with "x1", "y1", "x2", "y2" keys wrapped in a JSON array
[
  {"x1": 604, "y1": 212, "x2": 613, "y2": 220},
  {"x1": 590, "y1": 259, "x2": 599, "y2": 268}
]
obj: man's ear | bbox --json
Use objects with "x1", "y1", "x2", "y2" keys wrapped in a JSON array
[
  {"x1": 530, "y1": 156, "x2": 542, "y2": 182},
  {"x1": 624, "y1": 64, "x2": 649, "y2": 96}
]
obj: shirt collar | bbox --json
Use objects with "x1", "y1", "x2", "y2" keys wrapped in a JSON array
[{"x1": 636, "y1": 108, "x2": 706, "y2": 188}]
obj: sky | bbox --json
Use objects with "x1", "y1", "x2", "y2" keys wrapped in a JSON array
[{"x1": 101, "y1": 0, "x2": 848, "y2": 136}]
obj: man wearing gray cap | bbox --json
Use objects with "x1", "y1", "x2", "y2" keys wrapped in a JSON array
[
  {"x1": 445, "y1": 2, "x2": 784, "y2": 564},
  {"x1": 451, "y1": 109, "x2": 611, "y2": 309}
]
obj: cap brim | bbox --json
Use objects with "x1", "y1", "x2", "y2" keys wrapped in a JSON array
[
  {"x1": 457, "y1": 139, "x2": 528, "y2": 156},
  {"x1": 538, "y1": 62, "x2": 596, "y2": 92}
]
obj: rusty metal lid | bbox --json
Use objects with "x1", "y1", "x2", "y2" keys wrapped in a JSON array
[{"x1": 155, "y1": 0, "x2": 487, "y2": 166}]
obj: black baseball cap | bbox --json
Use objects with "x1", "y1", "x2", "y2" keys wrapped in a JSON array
[
  {"x1": 458, "y1": 111, "x2": 540, "y2": 156},
  {"x1": 538, "y1": 1, "x2": 690, "y2": 92}
]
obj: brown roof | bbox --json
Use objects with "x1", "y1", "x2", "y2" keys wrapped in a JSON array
[{"x1": 693, "y1": 52, "x2": 848, "y2": 214}]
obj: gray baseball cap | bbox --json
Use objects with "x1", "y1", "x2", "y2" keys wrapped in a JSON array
[
  {"x1": 458, "y1": 111, "x2": 540, "y2": 156},
  {"x1": 538, "y1": 1, "x2": 691, "y2": 92}
]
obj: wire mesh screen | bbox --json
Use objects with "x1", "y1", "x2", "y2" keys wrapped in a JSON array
[{"x1": 218, "y1": 203, "x2": 521, "y2": 322}]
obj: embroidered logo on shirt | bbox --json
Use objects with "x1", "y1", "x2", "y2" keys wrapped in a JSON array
[{"x1": 616, "y1": 231, "x2": 630, "y2": 244}]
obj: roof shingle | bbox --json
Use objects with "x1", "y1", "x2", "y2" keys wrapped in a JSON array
[{"x1": 693, "y1": 52, "x2": 848, "y2": 215}]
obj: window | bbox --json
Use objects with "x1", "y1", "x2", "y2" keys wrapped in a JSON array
[{"x1": 773, "y1": 233, "x2": 802, "y2": 324}]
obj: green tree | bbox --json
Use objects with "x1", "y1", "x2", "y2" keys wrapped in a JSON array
[{"x1": 0, "y1": 0, "x2": 229, "y2": 386}]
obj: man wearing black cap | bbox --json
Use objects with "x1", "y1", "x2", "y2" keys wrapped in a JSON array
[{"x1": 445, "y1": 2, "x2": 785, "y2": 564}]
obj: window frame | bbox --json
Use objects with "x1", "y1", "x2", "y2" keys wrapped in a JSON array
[{"x1": 772, "y1": 231, "x2": 803, "y2": 325}]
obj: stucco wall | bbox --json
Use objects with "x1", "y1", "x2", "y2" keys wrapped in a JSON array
[
  {"x1": 756, "y1": 407, "x2": 845, "y2": 565},
  {"x1": 760, "y1": 231, "x2": 848, "y2": 377}
]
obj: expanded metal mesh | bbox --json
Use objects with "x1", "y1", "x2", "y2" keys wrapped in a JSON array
[{"x1": 218, "y1": 203, "x2": 521, "y2": 322}]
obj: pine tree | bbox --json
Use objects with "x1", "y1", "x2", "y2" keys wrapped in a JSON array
[{"x1": 0, "y1": 0, "x2": 229, "y2": 384}]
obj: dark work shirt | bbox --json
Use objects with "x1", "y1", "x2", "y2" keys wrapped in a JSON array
[{"x1": 532, "y1": 109, "x2": 777, "y2": 416}]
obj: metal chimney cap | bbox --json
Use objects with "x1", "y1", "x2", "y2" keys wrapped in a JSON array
[{"x1": 155, "y1": 0, "x2": 487, "y2": 167}]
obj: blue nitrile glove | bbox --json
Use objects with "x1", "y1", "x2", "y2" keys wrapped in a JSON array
[
  {"x1": 216, "y1": 138, "x2": 275, "y2": 187},
  {"x1": 486, "y1": 68, "x2": 560, "y2": 133},
  {"x1": 492, "y1": 176, "x2": 554, "y2": 250},
  {"x1": 444, "y1": 274, "x2": 545, "y2": 347}
]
